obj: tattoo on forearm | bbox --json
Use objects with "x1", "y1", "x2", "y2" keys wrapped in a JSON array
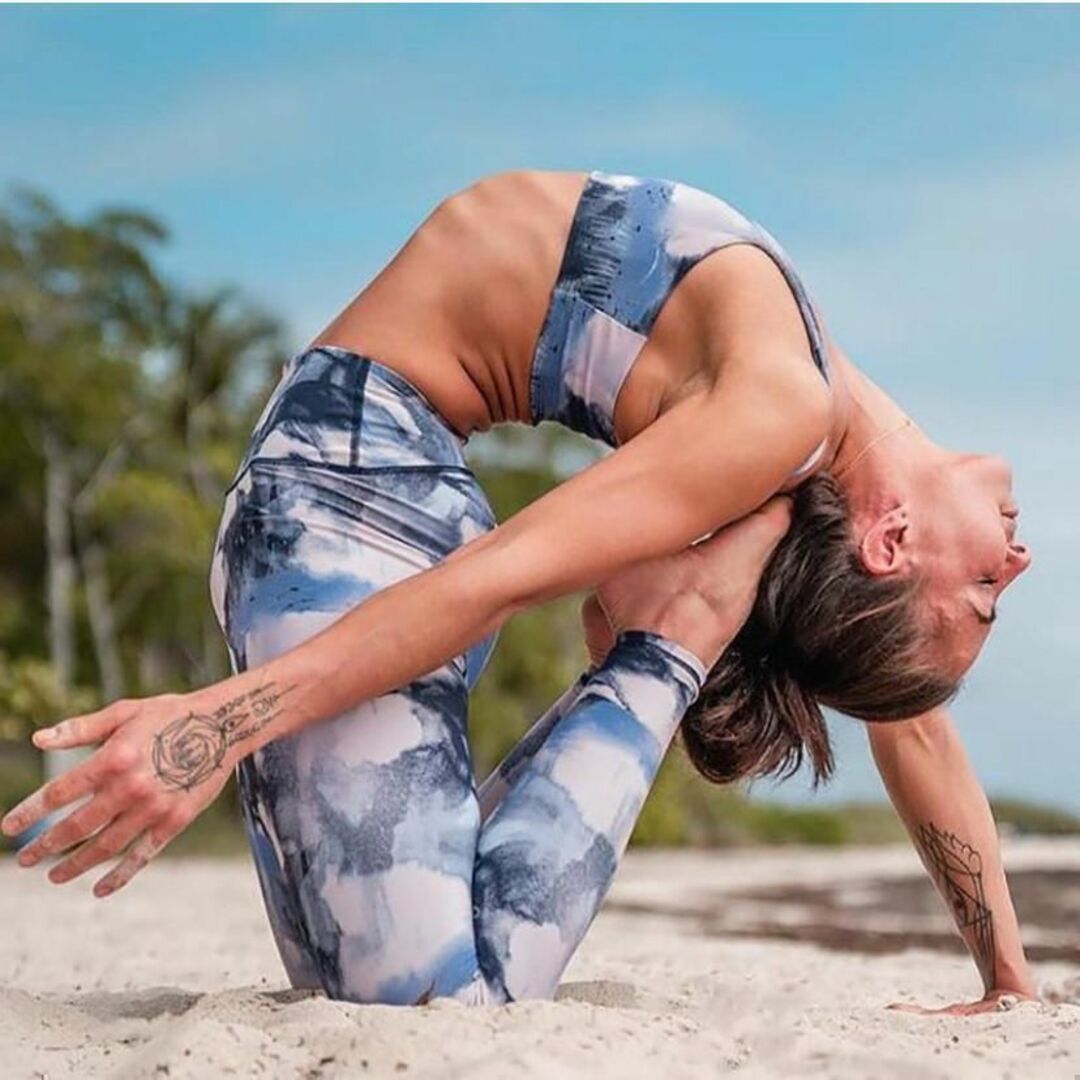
[
  {"x1": 915, "y1": 821, "x2": 996, "y2": 986},
  {"x1": 151, "y1": 682, "x2": 298, "y2": 791}
]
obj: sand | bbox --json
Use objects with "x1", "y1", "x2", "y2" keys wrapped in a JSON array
[{"x1": 2, "y1": 838, "x2": 1077, "y2": 1079}]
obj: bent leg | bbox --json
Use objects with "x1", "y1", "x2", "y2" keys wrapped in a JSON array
[
  {"x1": 210, "y1": 458, "x2": 498, "y2": 1004},
  {"x1": 472, "y1": 629, "x2": 706, "y2": 1001},
  {"x1": 238, "y1": 614, "x2": 486, "y2": 1004},
  {"x1": 476, "y1": 670, "x2": 594, "y2": 823}
]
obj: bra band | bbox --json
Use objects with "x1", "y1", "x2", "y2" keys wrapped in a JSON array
[{"x1": 529, "y1": 170, "x2": 832, "y2": 473}]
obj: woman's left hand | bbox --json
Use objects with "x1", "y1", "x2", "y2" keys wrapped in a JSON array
[
  {"x1": 0, "y1": 679, "x2": 292, "y2": 896},
  {"x1": 887, "y1": 987, "x2": 1040, "y2": 1016}
]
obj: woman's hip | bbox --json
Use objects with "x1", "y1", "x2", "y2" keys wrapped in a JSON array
[
  {"x1": 231, "y1": 345, "x2": 474, "y2": 481},
  {"x1": 208, "y1": 347, "x2": 499, "y2": 686}
]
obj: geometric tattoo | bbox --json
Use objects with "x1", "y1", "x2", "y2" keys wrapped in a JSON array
[
  {"x1": 915, "y1": 821, "x2": 996, "y2": 987},
  {"x1": 151, "y1": 681, "x2": 297, "y2": 791}
]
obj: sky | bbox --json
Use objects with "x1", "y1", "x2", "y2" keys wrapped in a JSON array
[{"x1": 3, "y1": 5, "x2": 1078, "y2": 811}]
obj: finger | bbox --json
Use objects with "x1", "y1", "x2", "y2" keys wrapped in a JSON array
[
  {"x1": 748, "y1": 495, "x2": 795, "y2": 543},
  {"x1": 698, "y1": 496, "x2": 793, "y2": 556},
  {"x1": 748, "y1": 498, "x2": 795, "y2": 568},
  {"x1": 49, "y1": 808, "x2": 148, "y2": 886},
  {"x1": 757, "y1": 493, "x2": 795, "y2": 516},
  {"x1": 93, "y1": 818, "x2": 178, "y2": 897},
  {"x1": 0, "y1": 752, "x2": 112, "y2": 837},
  {"x1": 32, "y1": 700, "x2": 130, "y2": 751},
  {"x1": 16, "y1": 793, "x2": 121, "y2": 867}
]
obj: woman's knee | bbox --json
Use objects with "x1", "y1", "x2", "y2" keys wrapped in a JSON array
[{"x1": 241, "y1": 667, "x2": 487, "y2": 1002}]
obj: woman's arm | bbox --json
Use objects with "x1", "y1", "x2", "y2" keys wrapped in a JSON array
[
  {"x1": 866, "y1": 706, "x2": 1038, "y2": 1012},
  {"x1": 1, "y1": 358, "x2": 826, "y2": 891},
  {"x1": 41, "y1": 352, "x2": 830, "y2": 755},
  {"x1": 274, "y1": 362, "x2": 823, "y2": 732}
]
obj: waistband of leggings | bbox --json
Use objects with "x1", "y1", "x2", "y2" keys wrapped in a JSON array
[
  {"x1": 223, "y1": 344, "x2": 475, "y2": 490},
  {"x1": 292, "y1": 345, "x2": 467, "y2": 445}
]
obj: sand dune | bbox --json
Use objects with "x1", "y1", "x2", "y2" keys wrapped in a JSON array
[{"x1": 2, "y1": 839, "x2": 1077, "y2": 1078}]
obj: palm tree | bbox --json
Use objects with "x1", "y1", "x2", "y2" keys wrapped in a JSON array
[
  {"x1": 163, "y1": 287, "x2": 285, "y2": 506},
  {"x1": 0, "y1": 188, "x2": 167, "y2": 791}
]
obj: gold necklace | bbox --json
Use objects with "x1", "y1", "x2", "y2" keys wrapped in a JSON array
[{"x1": 832, "y1": 415, "x2": 915, "y2": 481}]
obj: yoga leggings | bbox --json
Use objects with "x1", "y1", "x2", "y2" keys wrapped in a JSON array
[{"x1": 208, "y1": 347, "x2": 706, "y2": 1004}]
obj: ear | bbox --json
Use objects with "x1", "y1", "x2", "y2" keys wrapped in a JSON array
[{"x1": 858, "y1": 504, "x2": 914, "y2": 577}]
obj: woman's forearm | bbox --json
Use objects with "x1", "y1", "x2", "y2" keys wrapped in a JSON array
[
  {"x1": 215, "y1": 538, "x2": 730, "y2": 767},
  {"x1": 868, "y1": 709, "x2": 1034, "y2": 996}
]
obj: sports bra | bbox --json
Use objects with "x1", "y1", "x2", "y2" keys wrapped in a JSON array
[{"x1": 528, "y1": 170, "x2": 831, "y2": 481}]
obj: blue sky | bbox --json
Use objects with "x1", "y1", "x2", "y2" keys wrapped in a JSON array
[{"x1": 3, "y1": 6, "x2": 1078, "y2": 811}]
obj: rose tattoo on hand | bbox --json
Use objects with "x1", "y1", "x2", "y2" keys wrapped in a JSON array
[{"x1": 152, "y1": 682, "x2": 296, "y2": 791}]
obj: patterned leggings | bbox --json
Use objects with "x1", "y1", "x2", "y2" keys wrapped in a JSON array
[{"x1": 208, "y1": 347, "x2": 706, "y2": 1004}]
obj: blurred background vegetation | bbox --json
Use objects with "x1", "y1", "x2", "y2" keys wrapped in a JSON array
[{"x1": 1, "y1": 187, "x2": 1076, "y2": 856}]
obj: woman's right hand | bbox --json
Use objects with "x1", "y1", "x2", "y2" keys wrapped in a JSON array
[{"x1": 580, "y1": 495, "x2": 793, "y2": 670}]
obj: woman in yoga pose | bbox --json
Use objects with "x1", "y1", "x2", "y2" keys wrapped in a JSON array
[{"x1": 3, "y1": 170, "x2": 1034, "y2": 1013}]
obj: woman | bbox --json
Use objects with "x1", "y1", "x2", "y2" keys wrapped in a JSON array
[{"x1": 2, "y1": 169, "x2": 1035, "y2": 1013}]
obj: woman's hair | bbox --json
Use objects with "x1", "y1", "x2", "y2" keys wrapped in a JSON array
[{"x1": 681, "y1": 473, "x2": 960, "y2": 788}]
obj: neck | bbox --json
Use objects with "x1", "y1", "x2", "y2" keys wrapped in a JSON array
[{"x1": 826, "y1": 350, "x2": 938, "y2": 517}]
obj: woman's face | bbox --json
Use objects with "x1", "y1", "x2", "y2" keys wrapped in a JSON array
[{"x1": 914, "y1": 451, "x2": 1032, "y2": 676}]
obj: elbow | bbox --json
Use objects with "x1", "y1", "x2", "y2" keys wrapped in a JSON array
[
  {"x1": 777, "y1": 359, "x2": 833, "y2": 458},
  {"x1": 736, "y1": 356, "x2": 834, "y2": 485}
]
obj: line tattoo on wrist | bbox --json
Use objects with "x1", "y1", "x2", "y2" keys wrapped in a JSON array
[
  {"x1": 915, "y1": 821, "x2": 996, "y2": 987},
  {"x1": 151, "y1": 682, "x2": 298, "y2": 791}
]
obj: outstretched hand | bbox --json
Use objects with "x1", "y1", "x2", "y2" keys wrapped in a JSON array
[
  {"x1": 1, "y1": 680, "x2": 295, "y2": 896},
  {"x1": 580, "y1": 495, "x2": 793, "y2": 669}
]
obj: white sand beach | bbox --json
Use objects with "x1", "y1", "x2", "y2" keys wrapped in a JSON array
[{"x1": 2, "y1": 838, "x2": 1077, "y2": 1079}]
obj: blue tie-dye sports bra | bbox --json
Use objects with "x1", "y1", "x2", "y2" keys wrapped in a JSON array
[{"x1": 528, "y1": 170, "x2": 831, "y2": 481}]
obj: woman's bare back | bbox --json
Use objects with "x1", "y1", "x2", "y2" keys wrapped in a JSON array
[{"x1": 310, "y1": 169, "x2": 827, "y2": 449}]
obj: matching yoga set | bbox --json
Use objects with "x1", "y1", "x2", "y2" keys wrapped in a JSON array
[{"x1": 208, "y1": 170, "x2": 831, "y2": 1004}]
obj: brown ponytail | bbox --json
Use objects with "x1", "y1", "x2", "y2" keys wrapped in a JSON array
[{"x1": 681, "y1": 473, "x2": 960, "y2": 788}]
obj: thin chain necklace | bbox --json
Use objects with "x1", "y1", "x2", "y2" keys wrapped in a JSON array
[{"x1": 832, "y1": 415, "x2": 915, "y2": 481}]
